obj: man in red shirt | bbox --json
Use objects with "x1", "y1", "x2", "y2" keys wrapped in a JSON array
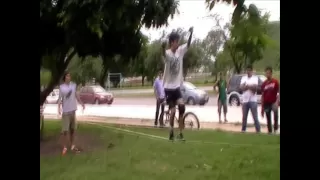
[{"x1": 261, "y1": 67, "x2": 280, "y2": 134}]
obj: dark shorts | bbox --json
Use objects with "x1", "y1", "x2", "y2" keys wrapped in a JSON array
[
  {"x1": 218, "y1": 98, "x2": 228, "y2": 113},
  {"x1": 165, "y1": 88, "x2": 182, "y2": 108}
]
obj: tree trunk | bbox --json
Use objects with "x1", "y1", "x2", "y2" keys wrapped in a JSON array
[
  {"x1": 243, "y1": 55, "x2": 248, "y2": 71},
  {"x1": 40, "y1": 49, "x2": 76, "y2": 106},
  {"x1": 99, "y1": 67, "x2": 107, "y2": 88},
  {"x1": 232, "y1": 55, "x2": 242, "y2": 74},
  {"x1": 141, "y1": 75, "x2": 145, "y2": 86},
  {"x1": 222, "y1": 33, "x2": 242, "y2": 74}
]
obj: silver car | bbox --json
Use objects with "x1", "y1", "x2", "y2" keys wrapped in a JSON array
[
  {"x1": 180, "y1": 82, "x2": 209, "y2": 105},
  {"x1": 227, "y1": 74, "x2": 268, "y2": 106}
]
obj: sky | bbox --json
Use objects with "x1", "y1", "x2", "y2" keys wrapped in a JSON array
[{"x1": 141, "y1": 0, "x2": 280, "y2": 41}]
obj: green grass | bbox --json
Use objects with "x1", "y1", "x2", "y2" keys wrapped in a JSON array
[{"x1": 40, "y1": 121, "x2": 280, "y2": 180}]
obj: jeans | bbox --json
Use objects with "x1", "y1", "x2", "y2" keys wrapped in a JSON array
[
  {"x1": 242, "y1": 102, "x2": 261, "y2": 132},
  {"x1": 155, "y1": 98, "x2": 165, "y2": 126},
  {"x1": 263, "y1": 103, "x2": 279, "y2": 133}
]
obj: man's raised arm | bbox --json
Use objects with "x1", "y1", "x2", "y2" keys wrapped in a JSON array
[
  {"x1": 180, "y1": 27, "x2": 194, "y2": 55},
  {"x1": 187, "y1": 26, "x2": 193, "y2": 48}
]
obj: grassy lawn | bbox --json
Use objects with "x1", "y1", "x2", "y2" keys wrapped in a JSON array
[{"x1": 40, "y1": 121, "x2": 280, "y2": 180}]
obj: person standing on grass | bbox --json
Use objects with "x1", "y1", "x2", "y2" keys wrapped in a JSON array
[
  {"x1": 240, "y1": 65, "x2": 261, "y2": 133},
  {"x1": 153, "y1": 70, "x2": 166, "y2": 128},
  {"x1": 261, "y1": 66, "x2": 280, "y2": 134},
  {"x1": 162, "y1": 27, "x2": 193, "y2": 141},
  {"x1": 58, "y1": 71, "x2": 85, "y2": 155},
  {"x1": 213, "y1": 72, "x2": 228, "y2": 123}
]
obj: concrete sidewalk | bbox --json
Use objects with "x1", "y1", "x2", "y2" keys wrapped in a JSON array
[{"x1": 110, "y1": 86, "x2": 213, "y2": 95}]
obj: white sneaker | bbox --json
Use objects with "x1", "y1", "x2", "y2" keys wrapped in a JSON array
[{"x1": 274, "y1": 130, "x2": 278, "y2": 134}]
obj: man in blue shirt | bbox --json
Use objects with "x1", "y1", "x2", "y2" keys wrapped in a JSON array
[{"x1": 153, "y1": 71, "x2": 166, "y2": 127}]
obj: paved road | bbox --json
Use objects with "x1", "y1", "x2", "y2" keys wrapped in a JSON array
[
  {"x1": 44, "y1": 104, "x2": 280, "y2": 125},
  {"x1": 114, "y1": 95, "x2": 219, "y2": 106},
  {"x1": 110, "y1": 86, "x2": 213, "y2": 94}
]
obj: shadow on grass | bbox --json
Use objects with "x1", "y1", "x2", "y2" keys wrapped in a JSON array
[{"x1": 40, "y1": 122, "x2": 115, "y2": 156}]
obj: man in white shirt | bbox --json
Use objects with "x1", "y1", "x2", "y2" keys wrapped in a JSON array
[
  {"x1": 240, "y1": 65, "x2": 261, "y2": 133},
  {"x1": 162, "y1": 27, "x2": 193, "y2": 141},
  {"x1": 58, "y1": 71, "x2": 85, "y2": 155}
]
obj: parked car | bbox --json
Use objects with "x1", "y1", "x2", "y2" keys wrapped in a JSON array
[
  {"x1": 45, "y1": 89, "x2": 59, "y2": 104},
  {"x1": 227, "y1": 74, "x2": 267, "y2": 106},
  {"x1": 79, "y1": 85, "x2": 114, "y2": 105},
  {"x1": 180, "y1": 82, "x2": 209, "y2": 105}
]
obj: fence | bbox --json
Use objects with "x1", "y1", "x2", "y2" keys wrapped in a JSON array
[
  {"x1": 120, "y1": 73, "x2": 215, "y2": 88},
  {"x1": 118, "y1": 70, "x2": 280, "y2": 89}
]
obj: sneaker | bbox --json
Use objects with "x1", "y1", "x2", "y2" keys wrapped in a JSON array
[
  {"x1": 274, "y1": 130, "x2": 278, "y2": 134},
  {"x1": 169, "y1": 130, "x2": 174, "y2": 141},
  {"x1": 176, "y1": 133, "x2": 185, "y2": 141},
  {"x1": 62, "y1": 147, "x2": 68, "y2": 156}
]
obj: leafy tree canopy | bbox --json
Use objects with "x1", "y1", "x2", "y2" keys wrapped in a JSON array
[{"x1": 40, "y1": 0, "x2": 179, "y2": 105}]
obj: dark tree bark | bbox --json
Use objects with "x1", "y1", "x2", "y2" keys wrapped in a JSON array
[
  {"x1": 141, "y1": 75, "x2": 145, "y2": 86},
  {"x1": 40, "y1": 49, "x2": 76, "y2": 106}
]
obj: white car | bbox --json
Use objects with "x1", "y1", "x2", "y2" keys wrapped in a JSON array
[{"x1": 46, "y1": 89, "x2": 59, "y2": 104}]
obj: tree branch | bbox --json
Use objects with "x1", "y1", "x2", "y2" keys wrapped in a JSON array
[{"x1": 40, "y1": 48, "x2": 76, "y2": 105}]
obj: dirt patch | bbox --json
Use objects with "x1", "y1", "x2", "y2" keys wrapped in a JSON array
[{"x1": 40, "y1": 132, "x2": 106, "y2": 156}]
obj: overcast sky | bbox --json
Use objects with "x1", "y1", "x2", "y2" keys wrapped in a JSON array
[{"x1": 141, "y1": 0, "x2": 280, "y2": 41}]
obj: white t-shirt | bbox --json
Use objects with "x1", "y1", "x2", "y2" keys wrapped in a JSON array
[
  {"x1": 163, "y1": 43, "x2": 188, "y2": 89},
  {"x1": 240, "y1": 75, "x2": 259, "y2": 103},
  {"x1": 59, "y1": 82, "x2": 78, "y2": 113}
]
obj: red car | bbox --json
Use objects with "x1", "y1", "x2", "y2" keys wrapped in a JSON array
[{"x1": 79, "y1": 85, "x2": 114, "y2": 105}]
